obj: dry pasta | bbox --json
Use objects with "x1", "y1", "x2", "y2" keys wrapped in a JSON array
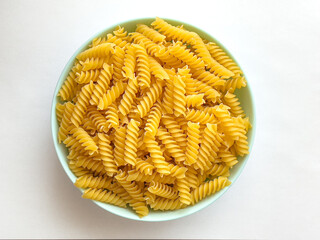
[{"x1": 56, "y1": 18, "x2": 251, "y2": 217}]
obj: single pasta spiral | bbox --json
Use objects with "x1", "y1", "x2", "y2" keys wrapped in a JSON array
[
  {"x1": 176, "y1": 178, "x2": 192, "y2": 205},
  {"x1": 156, "y1": 128, "x2": 185, "y2": 163},
  {"x1": 87, "y1": 106, "x2": 109, "y2": 133},
  {"x1": 173, "y1": 74, "x2": 186, "y2": 117},
  {"x1": 123, "y1": 119, "x2": 140, "y2": 166},
  {"x1": 148, "y1": 56, "x2": 169, "y2": 81},
  {"x1": 148, "y1": 181, "x2": 178, "y2": 199},
  {"x1": 76, "y1": 69, "x2": 100, "y2": 84},
  {"x1": 169, "y1": 41, "x2": 205, "y2": 69},
  {"x1": 122, "y1": 45, "x2": 136, "y2": 80},
  {"x1": 105, "y1": 102, "x2": 119, "y2": 129},
  {"x1": 90, "y1": 63, "x2": 113, "y2": 106},
  {"x1": 113, "y1": 126, "x2": 126, "y2": 166},
  {"x1": 134, "y1": 44, "x2": 151, "y2": 89},
  {"x1": 150, "y1": 197, "x2": 186, "y2": 211},
  {"x1": 144, "y1": 134, "x2": 171, "y2": 175},
  {"x1": 82, "y1": 188, "x2": 127, "y2": 208},
  {"x1": 190, "y1": 67, "x2": 225, "y2": 87},
  {"x1": 58, "y1": 102, "x2": 75, "y2": 143},
  {"x1": 70, "y1": 127, "x2": 98, "y2": 155},
  {"x1": 74, "y1": 174, "x2": 113, "y2": 189},
  {"x1": 70, "y1": 81, "x2": 95, "y2": 127},
  {"x1": 98, "y1": 133, "x2": 118, "y2": 176},
  {"x1": 223, "y1": 91, "x2": 245, "y2": 117},
  {"x1": 186, "y1": 109, "x2": 217, "y2": 125},
  {"x1": 161, "y1": 115, "x2": 187, "y2": 149},
  {"x1": 118, "y1": 77, "x2": 139, "y2": 116},
  {"x1": 129, "y1": 32, "x2": 161, "y2": 57},
  {"x1": 151, "y1": 17, "x2": 197, "y2": 44},
  {"x1": 75, "y1": 156, "x2": 106, "y2": 175},
  {"x1": 207, "y1": 163, "x2": 230, "y2": 177},
  {"x1": 135, "y1": 158, "x2": 155, "y2": 175},
  {"x1": 191, "y1": 177, "x2": 231, "y2": 205},
  {"x1": 81, "y1": 57, "x2": 108, "y2": 71},
  {"x1": 136, "y1": 24, "x2": 166, "y2": 43},
  {"x1": 185, "y1": 122, "x2": 200, "y2": 165},
  {"x1": 136, "y1": 81, "x2": 162, "y2": 118},
  {"x1": 98, "y1": 80, "x2": 126, "y2": 110},
  {"x1": 145, "y1": 102, "x2": 162, "y2": 136},
  {"x1": 111, "y1": 46, "x2": 126, "y2": 82},
  {"x1": 77, "y1": 43, "x2": 115, "y2": 61}
]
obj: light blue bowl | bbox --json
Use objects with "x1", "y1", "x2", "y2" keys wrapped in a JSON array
[{"x1": 51, "y1": 18, "x2": 256, "y2": 221}]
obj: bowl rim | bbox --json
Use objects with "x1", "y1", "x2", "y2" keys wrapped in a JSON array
[{"x1": 51, "y1": 17, "x2": 256, "y2": 222}]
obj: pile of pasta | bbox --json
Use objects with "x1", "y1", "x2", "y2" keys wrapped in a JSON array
[{"x1": 56, "y1": 17, "x2": 251, "y2": 217}]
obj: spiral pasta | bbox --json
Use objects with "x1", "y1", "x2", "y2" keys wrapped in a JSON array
[
  {"x1": 136, "y1": 80, "x2": 162, "y2": 118},
  {"x1": 148, "y1": 181, "x2": 178, "y2": 199},
  {"x1": 105, "y1": 102, "x2": 119, "y2": 129},
  {"x1": 82, "y1": 188, "x2": 127, "y2": 208},
  {"x1": 97, "y1": 133, "x2": 118, "y2": 176},
  {"x1": 129, "y1": 32, "x2": 161, "y2": 57},
  {"x1": 75, "y1": 69, "x2": 100, "y2": 84},
  {"x1": 57, "y1": 63, "x2": 82, "y2": 101},
  {"x1": 57, "y1": 18, "x2": 251, "y2": 217},
  {"x1": 70, "y1": 127, "x2": 98, "y2": 155},
  {"x1": 173, "y1": 74, "x2": 186, "y2": 117},
  {"x1": 156, "y1": 128, "x2": 185, "y2": 163},
  {"x1": 136, "y1": 24, "x2": 166, "y2": 43},
  {"x1": 98, "y1": 80, "x2": 126, "y2": 110},
  {"x1": 148, "y1": 56, "x2": 169, "y2": 81},
  {"x1": 223, "y1": 91, "x2": 245, "y2": 117},
  {"x1": 77, "y1": 43, "x2": 115, "y2": 61},
  {"x1": 185, "y1": 122, "x2": 200, "y2": 165},
  {"x1": 135, "y1": 158, "x2": 155, "y2": 175},
  {"x1": 169, "y1": 41, "x2": 205, "y2": 69},
  {"x1": 186, "y1": 109, "x2": 217, "y2": 124},
  {"x1": 122, "y1": 44, "x2": 136, "y2": 80},
  {"x1": 161, "y1": 114, "x2": 187, "y2": 149},
  {"x1": 81, "y1": 57, "x2": 108, "y2": 71},
  {"x1": 113, "y1": 126, "x2": 126, "y2": 166},
  {"x1": 70, "y1": 81, "x2": 95, "y2": 127},
  {"x1": 151, "y1": 17, "x2": 197, "y2": 44},
  {"x1": 124, "y1": 119, "x2": 140, "y2": 166},
  {"x1": 191, "y1": 177, "x2": 231, "y2": 205},
  {"x1": 58, "y1": 102, "x2": 75, "y2": 143},
  {"x1": 134, "y1": 45, "x2": 151, "y2": 89},
  {"x1": 145, "y1": 102, "x2": 162, "y2": 136},
  {"x1": 86, "y1": 106, "x2": 109, "y2": 133},
  {"x1": 90, "y1": 63, "x2": 113, "y2": 106},
  {"x1": 74, "y1": 174, "x2": 113, "y2": 189},
  {"x1": 144, "y1": 134, "x2": 171, "y2": 175}
]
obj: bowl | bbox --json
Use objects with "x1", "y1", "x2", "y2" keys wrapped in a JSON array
[{"x1": 51, "y1": 18, "x2": 256, "y2": 221}]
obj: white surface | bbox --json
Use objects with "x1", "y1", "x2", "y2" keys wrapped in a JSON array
[{"x1": 0, "y1": 0, "x2": 319, "y2": 239}]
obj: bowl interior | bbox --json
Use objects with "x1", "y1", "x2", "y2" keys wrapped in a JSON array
[{"x1": 51, "y1": 18, "x2": 256, "y2": 221}]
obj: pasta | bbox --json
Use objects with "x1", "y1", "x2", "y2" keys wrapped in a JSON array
[{"x1": 56, "y1": 18, "x2": 251, "y2": 217}]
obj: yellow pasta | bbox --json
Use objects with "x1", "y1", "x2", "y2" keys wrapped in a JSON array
[
  {"x1": 148, "y1": 181, "x2": 178, "y2": 199},
  {"x1": 90, "y1": 63, "x2": 113, "y2": 106},
  {"x1": 56, "y1": 18, "x2": 251, "y2": 217},
  {"x1": 136, "y1": 24, "x2": 166, "y2": 43},
  {"x1": 172, "y1": 74, "x2": 186, "y2": 117},
  {"x1": 185, "y1": 122, "x2": 200, "y2": 165}
]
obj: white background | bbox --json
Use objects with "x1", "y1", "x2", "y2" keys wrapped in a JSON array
[{"x1": 1, "y1": 0, "x2": 319, "y2": 239}]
